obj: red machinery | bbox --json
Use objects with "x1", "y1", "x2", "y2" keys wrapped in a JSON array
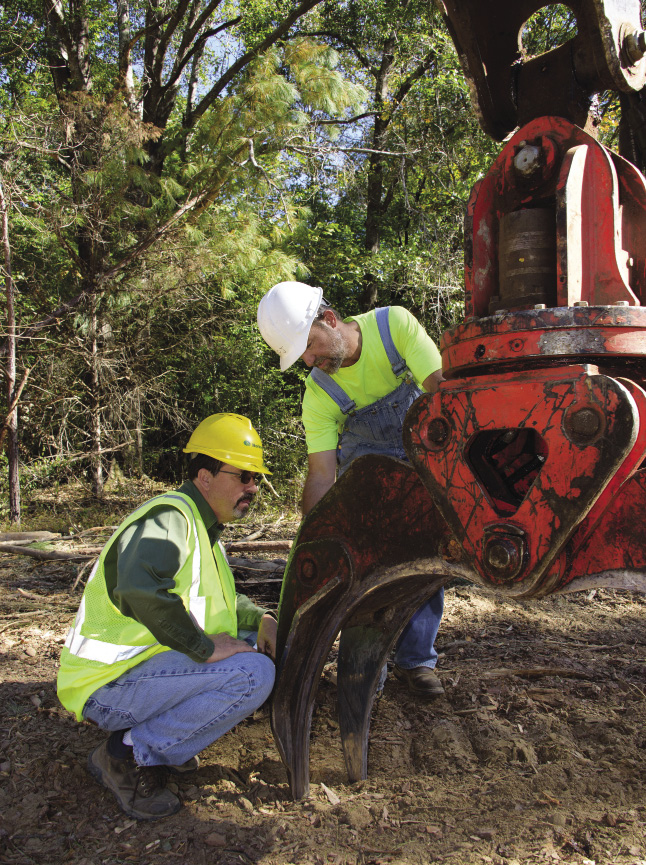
[{"x1": 271, "y1": 0, "x2": 646, "y2": 799}]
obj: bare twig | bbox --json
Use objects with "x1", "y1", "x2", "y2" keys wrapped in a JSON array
[{"x1": 72, "y1": 558, "x2": 96, "y2": 590}]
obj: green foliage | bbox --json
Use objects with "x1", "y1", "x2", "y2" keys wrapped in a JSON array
[
  {"x1": 0, "y1": 0, "x2": 371, "y2": 504},
  {"x1": 520, "y1": 5, "x2": 577, "y2": 57},
  {"x1": 9, "y1": 0, "x2": 635, "y2": 520}
]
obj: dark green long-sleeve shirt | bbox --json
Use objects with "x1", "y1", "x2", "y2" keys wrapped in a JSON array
[{"x1": 101, "y1": 480, "x2": 268, "y2": 662}]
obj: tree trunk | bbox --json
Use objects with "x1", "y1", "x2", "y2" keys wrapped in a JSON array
[
  {"x1": 134, "y1": 400, "x2": 144, "y2": 476},
  {"x1": 89, "y1": 296, "x2": 104, "y2": 497},
  {"x1": 0, "y1": 172, "x2": 20, "y2": 524},
  {"x1": 360, "y1": 37, "x2": 396, "y2": 312}
]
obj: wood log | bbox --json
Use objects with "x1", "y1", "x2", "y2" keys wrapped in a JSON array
[
  {"x1": 225, "y1": 540, "x2": 292, "y2": 553},
  {"x1": 0, "y1": 543, "x2": 96, "y2": 562},
  {"x1": 227, "y1": 556, "x2": 286, "y2": 573},
  {"x1": 0, "y1": 531, "x2": 61, "y2": 542},
  {"x1": 0, "y1": 542, "x2": 288, "y2": 577}
]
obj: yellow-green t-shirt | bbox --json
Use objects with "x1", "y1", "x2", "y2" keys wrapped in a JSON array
[{"x1": 302, "y1": 306, "x2": 441, "y2": 454}]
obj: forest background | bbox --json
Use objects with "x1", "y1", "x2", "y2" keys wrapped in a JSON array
[{"x1": 0, "y1": 1, "x2": 624, "y2": 524}]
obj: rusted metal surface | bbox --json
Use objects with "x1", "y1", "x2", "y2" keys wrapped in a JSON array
[
  {"x1": 436, "y1": 0, "x2": 646, "y2": 141},
  {"x1": 271, "y1": 456, "x2": 475, "y2": 799},
  {"x1": 404, "y1": 367, "x2": 646, "y2": 597},
  {"x1": 464, "y1": 118, "x2": 646, "y2": 319},
  {"x1": 441, "y1": 305, "x2": 646, "y2": 377},
  {"x1": 272, "y1": 8, "x2": 646, "y2": 802},
  {"x1": 495, "y1": 208, "x2": 556, "y2": 313}
]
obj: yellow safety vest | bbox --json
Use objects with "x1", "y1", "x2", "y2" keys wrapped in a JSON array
[{"x1": 57, "y1": 492, "x2": 237, "y2": 720}]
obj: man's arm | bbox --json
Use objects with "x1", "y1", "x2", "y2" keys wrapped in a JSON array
[
  {"x1": 112, "y1": 507, "x2": 217, "y2": 662},
  {"x1": 422, "y1": 368, "x2": 444, "y2": 394},
  {"x1": 301, "y1": 450, "x2": 337, "y2": 516}
]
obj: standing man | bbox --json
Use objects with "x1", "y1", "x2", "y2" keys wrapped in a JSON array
[
  {"x1": 57, "y1": 413, "x2": 277, "y2": 820},
  {"x1": 257, "y1": 281, "x2": 445, "y2": 698}
]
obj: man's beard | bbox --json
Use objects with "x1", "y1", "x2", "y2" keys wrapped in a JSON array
[
  {"x1": 233, "y1": 493, "x2": 254, "y2": 518},
  {"x1": 314, "y1": 328, "x2": 346, "y2": 374}
]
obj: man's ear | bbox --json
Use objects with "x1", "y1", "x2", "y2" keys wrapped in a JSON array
[
  {"x1": 196, "y1": 467, "x2": 213, "y2": 491},
  {"x1": 322, "y1": 309, "x2": 337, "y2": 328}
]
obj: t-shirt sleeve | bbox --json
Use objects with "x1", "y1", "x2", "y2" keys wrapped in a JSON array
[
  {"x1": 302, "y1": 382, "x2": 343, "y2": 454},
  {"x1": 389, "y1": 306, "x2": 442, "y2": 384}
]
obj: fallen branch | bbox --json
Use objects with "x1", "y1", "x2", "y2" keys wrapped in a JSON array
[
  {"x1": 0, "y1": 542, "x2": 98, "y2": 562},
  {"x1": 227, "y1": 555, "x2": 286, "y2": 572},
  {"x1": 0, "y1": 531, "x2": 62, "y2": 543},
  {"x1": 482, "y1": 667, "x2": 592, "y2": 680},
  {"x1": 239, "y1": 576, "x2": 284, "y2": 585},
  {"x1": 226, "y1": 540, "x2": 292, "y2": 553}
]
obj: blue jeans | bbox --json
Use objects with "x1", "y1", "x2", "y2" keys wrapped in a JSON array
[
  {"x1": 83, "y1": 644, "x2": 275, "y2": 768},
  {"x1": 337, "y1": 381, "x2": 444, "y2": 678},
  {"x1": 393, "y1": 587, "x2": 444, "y2": 670},
  {"x1": 337, "y1": 378, "x2": 423, "y2": 470}
]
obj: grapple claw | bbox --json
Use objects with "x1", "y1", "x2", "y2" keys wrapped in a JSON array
[{"x1": 271, "y1": 455, "x2": 474, "y2": 798}]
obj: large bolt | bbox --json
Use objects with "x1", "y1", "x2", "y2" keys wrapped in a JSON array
[
  {"x1": 565, "y1": 408, "x2": 600, "y2": 439},
  {"x1": 424, "y1": 417, "x2": 451, "y2": 449},
  {"x1": 514, "y1": 144, "x2": 541, "y2": 176},
  {"x1": 487, "y1": 540, "x2": 515, "y2": 570},
  {"x1": 624, "y1": 29, "x2": 646, "y2": 64},
  {"x1": 484, "y1": 535, "x2": 523, "y2": 580},
  {"x1": 301, "y1": 558, "x2": 317, "y2": 582}
]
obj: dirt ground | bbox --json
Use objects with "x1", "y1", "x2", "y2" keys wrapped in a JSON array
[{"x1": 2, "y1": 518, "x2": 646, "y2": 865}]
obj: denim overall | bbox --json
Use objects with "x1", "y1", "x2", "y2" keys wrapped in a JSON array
[{"x1": 310, "y1": 307, "x2": 443, "y2": 678}]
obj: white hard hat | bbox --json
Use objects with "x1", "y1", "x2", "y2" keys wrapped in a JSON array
[{"x1": 257, "y1": 281, "x2": 323, "y2": 371}]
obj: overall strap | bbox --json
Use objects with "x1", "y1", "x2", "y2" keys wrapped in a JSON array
[
  {"x1": 375, "y1": 306, "x2": 408, "y2": 377},
  {"x1": 310, "y1": 367, "x2": 356, "y2": 416}
]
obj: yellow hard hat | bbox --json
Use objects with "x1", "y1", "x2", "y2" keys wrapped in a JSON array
[{"x1": 183, "y1": 413, "x2": 272, "y2": 474}]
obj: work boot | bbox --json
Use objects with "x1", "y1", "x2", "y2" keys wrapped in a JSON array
[
  {"x1": 393, "y1": 665, "x2": 444, "y2": 698},
  {"x1": 88, "y1": 739, "x2": 181, "y2": 820},
  {"x1": 167, "y1": 755, "x2": 200, "y2": 775}
]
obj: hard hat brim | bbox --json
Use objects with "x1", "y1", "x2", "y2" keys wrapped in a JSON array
[{"x1": 279, "y1": 332, "x2": 310, "y2": 371}]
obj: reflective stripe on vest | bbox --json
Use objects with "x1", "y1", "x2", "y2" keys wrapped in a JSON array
[
  {"x1": 64, "y1": 494, "x2": 208, "y2": 665},
  {"x1": 167, "y1": 493, "x2": 206, "y2": 630}
]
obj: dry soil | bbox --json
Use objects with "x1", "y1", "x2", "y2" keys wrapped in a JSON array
[{"x1": 1, "y1": 522, "x2": 646, "y2": 865}]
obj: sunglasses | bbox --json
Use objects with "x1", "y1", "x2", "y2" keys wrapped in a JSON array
[{"x1": 218, "y1": 469, "x2": 263, "y2": 486}]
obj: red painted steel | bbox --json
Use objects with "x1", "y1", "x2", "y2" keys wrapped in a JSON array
[
  {"x1": 405, "y1": 366, "x2": 646, "y2": 596},
  {"x1": 272, "y1": 5, "x2": 646, "y2": 800},
  {"x1": 416, "y1": 115, "x2": 646, "y2": 599},
  {"x1": 464, "y1": 119, "x2": 646, "y2": 319},
  {"x1": 441, "y1": 306, "x2": 646, "y2": 376}
]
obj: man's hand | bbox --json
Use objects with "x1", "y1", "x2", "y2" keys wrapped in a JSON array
[
  {"x1": 256, "y1": 613, "x2": 278, "y2": 661},
  {"x1": 205, "y1": 632, "x2": 255, "y2": 663}
]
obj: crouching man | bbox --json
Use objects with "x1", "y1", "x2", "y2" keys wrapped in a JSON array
[{"x1": 57, "y1": 413, "x2": 277, "y2": 820}]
